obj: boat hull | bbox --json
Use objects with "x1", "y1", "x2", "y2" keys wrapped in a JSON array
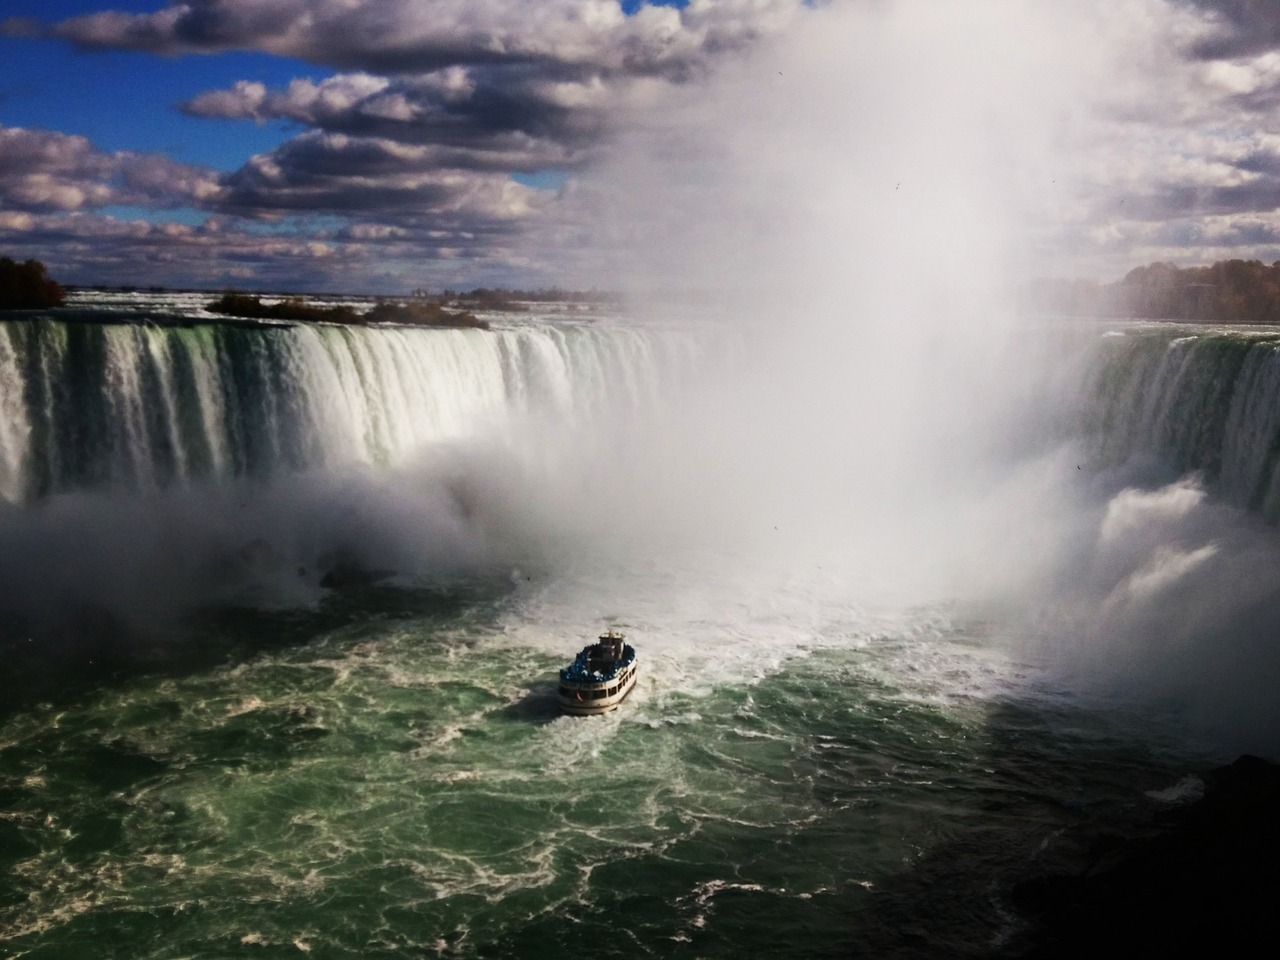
[{"x1": 557, "y1": 661, "x2": 638, "y2": 716}]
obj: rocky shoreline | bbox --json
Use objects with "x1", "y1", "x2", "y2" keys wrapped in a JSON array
[{"x1": 1006, "y1": 754, "x2": 1280, "y2": 957}]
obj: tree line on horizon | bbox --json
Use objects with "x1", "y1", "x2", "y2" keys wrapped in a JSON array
[
  {"x1": 429, "y1": 286, "x2": 620, "y2": 307},
  {"x1": 1023, "y1": 259, "x2": 1280, "y2": 323},
  {"x1": 0, "y1": 255, "x2": 617, "y2": 311},
  {"x1": 16, "y1": 252, "x2": 1280, "y2": 323},
  {"x1": 0, "y1": 257, "x2": 65, "y2": 310}
]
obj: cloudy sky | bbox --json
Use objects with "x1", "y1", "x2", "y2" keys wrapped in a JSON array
[{"x1": 2, "y1": 0, "x2": 1280, "y2": 293}]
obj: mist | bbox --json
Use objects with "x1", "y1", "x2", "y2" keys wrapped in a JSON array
[
  {"x1": 543, "y1": 0, "x2": 1280, "y2": 754},
  {"x1": 548, "y1": 0, "x2": 1100, "y2": 582},
  {"x1": 0, "y1": 460, "x2": 494, "y2": 641}
]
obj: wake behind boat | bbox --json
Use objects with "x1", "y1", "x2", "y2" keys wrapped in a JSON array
[{"x1": 557, "y1": 629, "x2": 637, "y2": 716}]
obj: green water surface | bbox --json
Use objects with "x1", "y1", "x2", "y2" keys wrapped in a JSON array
[{"x1": 0, "y1": 586, "x2": 1195, "y2": 959}]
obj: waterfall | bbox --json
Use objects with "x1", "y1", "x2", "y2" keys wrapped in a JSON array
[
  {"x1": 1083, "y1": 330, "x2": 1280, "y2": 517},
  {"x1": 0, "y1": 315, "x2": 699, "y2": 504}
]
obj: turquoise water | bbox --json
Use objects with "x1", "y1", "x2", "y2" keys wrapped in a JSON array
[
  {"x1": 0, "y1": 567, "x2": 1199, "y2": 959},
  {"x1": 0, "y1": 303, "x2": 1248, "y2": 957}
]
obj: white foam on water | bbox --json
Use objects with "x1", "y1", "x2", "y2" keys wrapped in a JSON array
[{"x1": 1145, "y1": 775, "x2": 1205, "y2": 805}]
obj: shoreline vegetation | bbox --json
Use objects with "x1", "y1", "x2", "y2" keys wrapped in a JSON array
[
  {"x1": 0, "y1": 257, "x2": 65, "y2": 310},
  {"x1": 1022, "y1": 259, "x2": 1280, "y2": 324}
]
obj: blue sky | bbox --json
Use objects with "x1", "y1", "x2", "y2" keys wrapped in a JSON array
[
  {"x1": 3, "y1": 1, "x2": 1280, "y2": 293},
  {"x1": 2, "y1": 44, "x2": 314, "y2": 171},
  {"x1": 0, "y1": 0, "x2": 723, "y2": 291},
  {"x1": 1, "y1": 2, "x2": 312, "y2": 166},
  {"x1": 1, "y1": 1, "x2": 687, "y2": 169}
]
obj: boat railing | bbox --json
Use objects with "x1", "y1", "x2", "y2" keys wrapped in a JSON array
[{"x1": 559, "y1": 644, "x2": 636, "y2": 684}]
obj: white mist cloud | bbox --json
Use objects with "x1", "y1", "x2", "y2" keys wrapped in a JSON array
[
  {"x1": 994, "y1": 472, "x2": 1280, "y2": 756},
  {"x1": 537, "y1": 1, "x2": 1102, "y2": 556},
  {"x1": 0, "y1": 463, "x2": 497, "y2": 641},
  {"x1": 492, "y1": 1, "x2": 1280, "y2": 756}
]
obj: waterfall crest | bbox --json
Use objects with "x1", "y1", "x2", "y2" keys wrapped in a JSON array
[
  {"x1": 0, "y1": 315, "x2": 693, "y2": 504},
  {"x1": 1084, "y1": 331, "x2": 1280, "y2": 518}
]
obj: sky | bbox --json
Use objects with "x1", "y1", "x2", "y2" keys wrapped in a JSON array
[{"x1": 3, "y1": 0, "x2": 1280, "y2": 293}]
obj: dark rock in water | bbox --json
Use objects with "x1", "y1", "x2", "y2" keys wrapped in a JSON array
[
  {"x1": 206, "y1": 292, "x2": 358, "y2": 324},
  {"x1": 1007, "y1": 755, "x2": 1280, "y2": 958}
]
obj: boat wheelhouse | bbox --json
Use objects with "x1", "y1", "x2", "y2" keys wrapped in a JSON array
[{"x1": 558, "y1": 629, "x2": 637, "y2": 716}]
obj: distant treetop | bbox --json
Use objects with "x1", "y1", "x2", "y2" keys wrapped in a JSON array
[
  {"x1": 430, "y1": 286, "x2": 620, "y2": 307},
  {"x1": 1023, "y1": 258, "x2": 1280, "y2": 324},
  {"x1": 0, "y1": 257, "x2": 65, "y2": 310}
]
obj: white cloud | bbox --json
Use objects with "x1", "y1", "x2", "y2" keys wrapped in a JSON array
[
  {"x1": 182, "y1": 80, "x2": 270, "y2": 120},
  {"x1": 53, "y1": 1, "x2": 799, "y2": 76},
  {"x1": 12, "y1": 0, "x2": 1280, "y2": 289},
  {"x1": 0, "y1": 125, "x2": 223, "y2": 213}
]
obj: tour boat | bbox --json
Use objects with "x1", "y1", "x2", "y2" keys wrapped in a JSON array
[{"x1": 557, "y1": 629, "x2": 638, "y2": 716}]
